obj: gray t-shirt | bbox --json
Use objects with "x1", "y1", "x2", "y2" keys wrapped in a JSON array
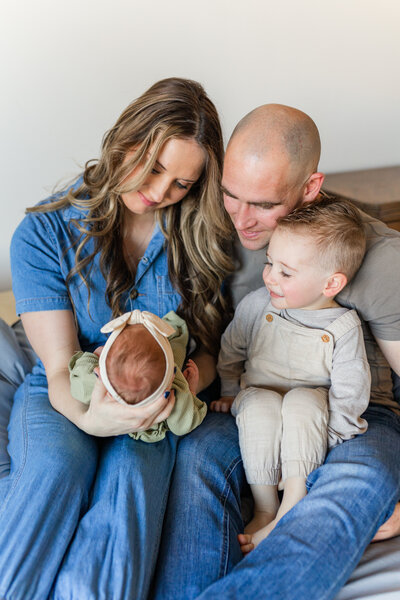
[{"x1": 228, "y1": 211, "x2": 400, "y2": 414}]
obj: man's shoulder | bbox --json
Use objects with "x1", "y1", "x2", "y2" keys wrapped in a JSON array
[
  {"x1": 361, "y1": 211, "x2": 400, "y2": 248},
  {"x1": 338, "y1": 212, "x2": 400, "y2": 315},
  {"x1": 357, "y1": 213, "x2": 400, "y2": 276}
]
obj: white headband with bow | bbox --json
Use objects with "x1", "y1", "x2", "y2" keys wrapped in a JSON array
[{"x1": 99, "y1": 310, "x2": 175, "y2": 406}]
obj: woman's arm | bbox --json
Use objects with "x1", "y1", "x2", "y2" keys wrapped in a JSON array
[{"x1": 21, "y1": 310, "x2": 175, "y2": 436}]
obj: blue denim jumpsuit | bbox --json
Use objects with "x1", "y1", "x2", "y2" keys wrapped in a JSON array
[{"x1": 0, "y1": 196, "x2": 181, "y2": 600}]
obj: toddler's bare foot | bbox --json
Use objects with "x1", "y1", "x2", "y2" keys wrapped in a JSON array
[
  {"x1": 244, "y1": 510, "x2": 275, "y2": 535},
  {"x1": 238, "y1": 533, "x2": 254, "y2": 555},
  {"x1": 239, "y1": 519, "x2": 278, "y2": 554}
]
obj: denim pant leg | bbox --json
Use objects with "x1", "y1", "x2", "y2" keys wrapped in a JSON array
[
  {"x1": 53, "y1": 431, "x2": 179, "y2": 600},
  {"x1": 0, "y1": 375, "x2": 98, "y2": 600},
  {"x1": 0, "y1": 318, "x2": 36, "y2": 479},
  {"x1": 152, "y1": 411, "x2": 247, "y2": 600},
  {"x1": 195, "y1": 405, "x2": 400, "y2": 600}
]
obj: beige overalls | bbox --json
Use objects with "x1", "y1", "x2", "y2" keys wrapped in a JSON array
[{"x1": 231, "y1": 306, "x2": 360, "y2": 485}]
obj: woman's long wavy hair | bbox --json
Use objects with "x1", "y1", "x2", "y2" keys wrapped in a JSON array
[{"x1": 27, "y1": 77, "x2": 234, "y2": 355}]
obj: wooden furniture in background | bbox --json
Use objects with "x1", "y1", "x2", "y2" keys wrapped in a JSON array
[
  {"x1": 322, "y1": 165, "x2": 400, "y2": 231},
  {"x1": 0, "y1": 290, "x2": 17, "y2": 326}
]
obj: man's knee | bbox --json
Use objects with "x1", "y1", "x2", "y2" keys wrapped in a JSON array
[{"x1": 308, "y1": 445, "x2": 399, "y2": 502}]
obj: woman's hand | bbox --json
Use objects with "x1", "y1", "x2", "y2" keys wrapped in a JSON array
[
  {"x1": 79, "y1": 377, "x2": 176, "y2": 437},
  {"x1": 372, "y1": 502, "x2": 400, "y2": 542},
  {"x1": 21, "y1": 310, "x2": 175, "y2": 437}
]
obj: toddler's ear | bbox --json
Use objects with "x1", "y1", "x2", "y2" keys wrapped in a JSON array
[{"x1": 323, "y1": 273, "x2": 347, "y2": 298}]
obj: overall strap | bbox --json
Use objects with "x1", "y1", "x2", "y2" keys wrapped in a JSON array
[{"x1": 324, "y1": 310, "x2": 360, "y2": 343}]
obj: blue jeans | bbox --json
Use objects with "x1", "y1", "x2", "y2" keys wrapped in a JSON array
[
  {"x1": 153, "y1": 406, "x2": 400, "y2": 600},
  {"x1": 0, "y1": 370, "x2": 179, "y2": 600}
]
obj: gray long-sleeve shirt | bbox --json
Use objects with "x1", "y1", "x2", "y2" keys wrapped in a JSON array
[{"x1": 218, "y1": 287, "x2": 371, "y2": 447}]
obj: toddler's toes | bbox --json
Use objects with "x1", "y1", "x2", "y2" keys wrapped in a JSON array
[{"x1": 238, "y1": 533, "x2": 254, "y2": 555}]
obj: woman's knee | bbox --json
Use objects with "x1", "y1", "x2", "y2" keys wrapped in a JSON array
[
  {"x1": 10, "y1": 397, "x2": 98, "y2": 491},
  {"x1": 175, "y1": 413, "x2": 244, "y2": 493}
]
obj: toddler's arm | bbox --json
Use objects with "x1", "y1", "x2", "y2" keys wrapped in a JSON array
[{"x1": 328, "y1": 314, "x2": 371, "y2": 447}]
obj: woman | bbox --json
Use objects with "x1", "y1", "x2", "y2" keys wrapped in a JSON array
[{"x1": 0, "y1": 77, "x2": 233, "y2": 600}]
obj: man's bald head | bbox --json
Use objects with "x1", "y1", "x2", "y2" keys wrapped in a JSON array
[
  {"x1": 222, "y1": 104, "x2": 325, "y2": 251},
  {"x1": 228, "y1": 104, "x2": 321, "y2": 185}
]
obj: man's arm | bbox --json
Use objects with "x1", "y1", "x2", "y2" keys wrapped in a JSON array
[
  {"x1": 373, "y1": 337, "x2": 400, "y2": 541},
  {"x1": 376, "y1": 338, "x2": 400, "y2": 376}
]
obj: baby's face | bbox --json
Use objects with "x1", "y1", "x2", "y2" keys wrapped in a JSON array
[{"x1": 263, "y1": 229, "x2": 331, "y2": 311}]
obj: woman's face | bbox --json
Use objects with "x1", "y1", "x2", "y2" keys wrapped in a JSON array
[{"x1": 120, "y1": 138, "x2": 206, "y2": 215}]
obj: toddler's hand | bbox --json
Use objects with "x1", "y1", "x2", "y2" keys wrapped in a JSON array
[
  {"x1": 210, "y1": 396, "x2": 234, "y2": 413},
  {"x1": 182, "y1": 359, "x2": 200, "y2": 394}
]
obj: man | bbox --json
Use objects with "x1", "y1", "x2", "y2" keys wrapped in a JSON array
[{"x1": 153, "y1": 104, "x2": 400, "y2": 599}]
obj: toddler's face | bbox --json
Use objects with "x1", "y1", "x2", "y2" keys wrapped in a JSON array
[{"x1": 262, "y1": 229, "x2": 331, "y2": 311}]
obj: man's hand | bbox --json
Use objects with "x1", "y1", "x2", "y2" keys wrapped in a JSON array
[
  {"x1": 372, "y1": 501, "x2": 400, "y2": 542},
  {"x1": 210, "y1": 396, "x2": 235, "y2": 413}
]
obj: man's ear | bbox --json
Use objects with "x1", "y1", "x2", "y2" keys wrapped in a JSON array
[
  {"x1": 323, "y1": 272, "x2": 347, "y2": 298},
  {"x1": 302, "y1": 172, "x2": 325, "y2": 204}
]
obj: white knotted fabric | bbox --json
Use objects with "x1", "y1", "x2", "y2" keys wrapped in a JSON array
[{"x1": 99, "y1": 310, "x2": 176, "y2": 406}]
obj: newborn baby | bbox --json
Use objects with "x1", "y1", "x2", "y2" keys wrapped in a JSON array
[
  {"x1": 69, "y1": 310, "x2": 206, "y2": 442},
  {"x1": 104, "y1": 323, "x2": 168, "y2": 405}
]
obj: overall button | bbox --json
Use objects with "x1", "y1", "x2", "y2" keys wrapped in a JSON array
[
  {"x1": 321, "y1": 334, "x2": 330, "y2": 343},
  {"x1": 130, "y1": 288, "x2": 138, "y2": 300},
  {"x1": 266, "y1": 314, "x2": 273, "y2": 322}
]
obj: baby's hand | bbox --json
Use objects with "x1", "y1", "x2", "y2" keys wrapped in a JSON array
[
  {"x1": 210, "y1": 396, "x2": 234, "y2": 413},
  {"x1": 182, "y1": 359, "x2": 200, "y2": 394}
]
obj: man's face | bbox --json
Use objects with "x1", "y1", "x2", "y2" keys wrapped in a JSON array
[{"x1": 222, "y1": 143, "x2": 305, "y2": 250}]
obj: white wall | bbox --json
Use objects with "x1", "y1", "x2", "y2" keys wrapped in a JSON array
[{"x1": 1, "y1": 0, "x2": 399, "y2": 288}]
